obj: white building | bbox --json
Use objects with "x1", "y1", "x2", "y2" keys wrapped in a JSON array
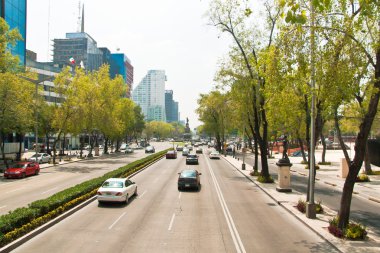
[{"x1": 132, "y1": 70, "x2": 167, "y2": 122}]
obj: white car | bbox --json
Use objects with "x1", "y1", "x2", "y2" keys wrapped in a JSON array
[
  {"x1": 28, "y1": 153, "x2": 51, "y2": 164},
  {"x1": 182, "y1": 148, "x2": 190, "y2": 156},
  {"x1": 97, "y1": 178, "x2": 138, "y2": 204},
  {"x1": 209, "y1": 150, "x2": 220, "y2": 159}
]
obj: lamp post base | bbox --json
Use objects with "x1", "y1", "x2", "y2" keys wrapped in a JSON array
[
  {"x1": 242, "y1": 163, "x2": 246, "y2": 170},
  {"x1": 306, "y1": 202, "x2": 316, "y2": 219}
]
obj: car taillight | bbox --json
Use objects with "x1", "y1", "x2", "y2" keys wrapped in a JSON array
[{"x1": 115, "y1": 192, "x2": 123, "y2": 196}]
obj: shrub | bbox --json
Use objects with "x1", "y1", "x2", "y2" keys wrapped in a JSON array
[
  {"x1": 328, "y1": 216, "x2": 367, "y2": 240},
  {"x1": 296, "y1": 199, "x2": 323, "y2": 214},
  {"x1": 296, "y1": 199, "x2": 306, "y2": 213},
  {"x1": 257, "y1": 175, "x2": 274, "y2": 183},
  {"x1": 356, "y1": 174, "x2": 370, "y2": 182},
  {"x1": 250, "y1": 170, "x2": 260, "y2": 176},
  {"x1": 318, "y1": 161, "x2": 331, "y2": 165},
  {"x1": 345, "y1": 222, "x2": 367, "y2": 240},
  {"x1": 304, "y1": 165, "x2": 320, "y2": 170},
  {"x1": 300, "y1": 160, "x2": 308, "y2": 164}
]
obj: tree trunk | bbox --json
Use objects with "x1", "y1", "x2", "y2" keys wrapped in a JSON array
[
  {"x1": 364, "y1": 141, "x2": 372, "y2": 174},
  {"x1": 338, "y1": 46, "x2": 380, "y2": 230},
  {"x1": 320, "y1": 133, "x2": 326, "y2": 163},
  {"x1": 45, "y1": 133, "x2": 51, "y2": 155},
  {"x1": 0, "y1": 131, "x2": 8, "y2": 169},
  {"x1": 17, "y1": 133, "x2": 23, "y2": 161},
  {"x1": 104, "y1": 136, "x2": 109, "y2": 154},
  {"x1": 298, "y1": 137, "x2": 307, "y2": 163}
]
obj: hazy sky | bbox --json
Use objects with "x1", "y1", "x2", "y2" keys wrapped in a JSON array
[{"x1": 26, "y1": 0, "x2": 233, "y2": 128}]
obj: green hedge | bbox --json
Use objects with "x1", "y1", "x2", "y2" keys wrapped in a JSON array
[{"x1": 0, "y1": 150, "x2": 167, "y2": 246}]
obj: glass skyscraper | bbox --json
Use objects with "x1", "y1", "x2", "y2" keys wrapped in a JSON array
[{"x1": 1, "y1": 0, "x2": 27, "y2": 65}]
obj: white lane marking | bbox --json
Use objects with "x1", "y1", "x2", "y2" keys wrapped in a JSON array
[
  {"x1": 138, "y1": 190, "x2": 147, "y2": 199},
  {"x1": 0, "y1": 206, "x2": 6, "y2": 209},
  {"x1": 178, "y1": 192, "x2": 182, "y2": 199},
  {"x1": 40, "y1": 186, "x2": 59, "y2": 195},
  {"x1": 6, "y1": 187, "x2": 25, "y2": 194},
  {"x1": 205, "y1": 157, "x2": 246, "y2": 253},
  {"x1": 108, "y1": 212, "x2": 127, "y2": 230},
  {"x1": 168, "y1": 213, "x2": 176, "y2": 231}
]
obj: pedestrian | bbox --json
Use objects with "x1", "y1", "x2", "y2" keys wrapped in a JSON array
[{"x1": 233, "y1": 146, "x2": 236, "y2": 158}]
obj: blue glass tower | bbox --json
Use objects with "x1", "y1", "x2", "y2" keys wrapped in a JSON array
[{"x1": 1, "y1": 0, "x2": 27, "y2": 65}]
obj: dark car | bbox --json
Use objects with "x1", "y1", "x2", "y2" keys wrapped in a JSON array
[
  {"x1": 145, "y1": 146, "x2": 155, "y2": 153},
  {"x1": 4, "y1": 162, "x2": 40, "y2": 179},
  {"x1": 186, "y1": 154, "x2": 199, "y2": 165},
  {"x1": 178, "y1": 169, "x2": 202, "y2": 191},
  {"x1": 166, "y1": 150, "x2": 177, "y2": 159}
]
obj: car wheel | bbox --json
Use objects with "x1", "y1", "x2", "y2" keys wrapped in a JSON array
[
  {"x1": 134, "y1": 187, "x2": 138, "y2": 196},
  {"x1": 178, "y1": 186, "x2": 181, "y2": 191},
  {"x1": 21, "y1": 173, "x2": 26, "y2": 178}
]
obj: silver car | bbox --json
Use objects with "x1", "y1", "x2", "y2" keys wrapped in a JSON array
[
  {"x1": 97, "y1": 178, "x2": 138, "y2": 204},
  {"x1": 28, "y1": 153, "x2": 51, "y2": 164}
]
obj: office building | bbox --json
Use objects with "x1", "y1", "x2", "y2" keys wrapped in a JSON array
[
  {"x1": 110, "y1": 53, "x2": 134, "y2": 97},
  {"x1": 1, "y1": 0, "x2": 27, "y2": 65},
  {"x1": 132, "y1": 70, "x2": 167, "y2": 122},
  {"x1": 165, "y1": 90, "x2": 179, "y2": 122}
]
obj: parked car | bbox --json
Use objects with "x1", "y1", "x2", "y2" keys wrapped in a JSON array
[
  {"x1": 182, "y1": 148, "x2": 190, "y2": 156},
  {"x1": 166, "y1": 150, "x2": 177, "y2": 159},
  {"x1": 195, "y1": 147, "x2": 203, "y2": 154},
  {"x1": 125, "y1": 147, "x2": 134, "y2": 154},
  {"x1": 119, "y1": 143, "x2": 127, "y2": 151},
  {"x1": 291, "y1": 150, "x2": 308, "y2": 157},
  {"x1": 186, "y1": 154, "x2": 199, "y2": 165},
  {"x1": 178, "y1": 169, "x2": 202, "y2": 191},
  {"x1": 145, "y1": 146, "x2": 155, "y2": 153},
  {"x1": 28, "y1": 153, "x2": 51, "y2": 164},
  {"x1": 97, "y1": 178, "x2": 137, "y2": 204},
  {"x1": 4, "y1": 162, "x2": 40, "y2": 179},
  {"x1": 176, "y1": 145, "x2": 184, "y2": 151},
  {"x1": 209, "y1": 150, "x2": 220, "y2": 159}
]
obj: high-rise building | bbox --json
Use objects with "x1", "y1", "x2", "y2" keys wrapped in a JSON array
[
  {"x1": 165, "y1": 90, "x2": 179, "y2": 123},
  {"x1": 110, "y1": 53, "x2": 134, "y2": 97},
  {"x1": 1, "y1": 0, "x2": 27, "y2": 65},
  {"x1": 132, "y1": 70, "x2": 167, "y2": 122},
  {"x1": 53, "y1": 32, "x2": 103, "y2": 72}
]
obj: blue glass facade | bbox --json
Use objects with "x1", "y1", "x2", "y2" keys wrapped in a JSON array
[
  {"x1": 110, "y1": 53, "x2": 127, "y2": 83},
  {"x1": 2, "y1": 0, "x2": 27, "y2": 65}
]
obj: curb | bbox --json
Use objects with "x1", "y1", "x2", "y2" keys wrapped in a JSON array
[{"x1": 221, "y1": 156, "x2": 343, "y2": 253}]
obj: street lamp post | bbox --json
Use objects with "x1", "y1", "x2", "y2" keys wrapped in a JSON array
[{"x1": 306, "y1": 0, "x2": 317, "y2": 219}]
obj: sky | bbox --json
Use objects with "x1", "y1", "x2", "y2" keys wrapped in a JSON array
[{"x1": 26, "y1": 0, "x2": 233, "y2": 129}]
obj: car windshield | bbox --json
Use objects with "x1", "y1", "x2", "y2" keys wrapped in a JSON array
[
  {"x1": 12, "y1": 164, "x2": 27, "y2": 169},
  {"x1": 30, "y1": 154, "x2": 41, "y2": 158},
  {"x1": 180, "y1": 170, "x2": 197, "y2": 178},
  {"x1": 102, "y1": 181, "x2": 124, "y2": 188}
]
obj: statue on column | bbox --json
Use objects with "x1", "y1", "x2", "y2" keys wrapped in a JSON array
[{"x1": 185, "y1": 117, "x2": 190, "y2": 133}]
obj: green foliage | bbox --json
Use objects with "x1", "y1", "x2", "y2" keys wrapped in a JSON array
[
  {"x1": 356, "y1": 174, "x2": 370, "y2": 182},
  {"x1": 318, "y1": 161, "x2": 331, "y2": 165},
  {"x1": 296, "y1": 199, "x2": 324, "y2": 214},
  {"x1": 328, "y1": 216, "x2": 367, "y2": 240},
  {"x1": 257, "y1": 175, "x2": 274, "y2": 183},
  {"x1": 304, "y1": 165, "x2": 320, "y2": 170}
]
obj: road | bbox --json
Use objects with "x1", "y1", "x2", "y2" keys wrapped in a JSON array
[
  {"x1": 12, "y1": 148, "x2": 337, "y2": 253},
  {"x1": 236, "y1": 152, "x2": 380, "y2": 236},
  {"x1": 0, "y1": 142, "x2": 170, "y2": 215}
]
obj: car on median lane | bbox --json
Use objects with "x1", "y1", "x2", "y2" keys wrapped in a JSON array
[
  {"x1": 145, "y1": 145, "x2": 155, "y2": 153},
  {"x1": 4, "y1": 162, "x2": 40, "y2": 179},
  {"x1": 97, "y1": 178, "x2": 138, "y2": 204},
  {"x1": 195, "y1": 147, "x2": 203, "y2": 154},
  {"x1": 177, "y1": 169, "x2": 202, "y2": 191},
  {"x1": 186, "y1": 154, "x2": 199, "y2": 165},
  {"x1": 166, "y1": 150, "x2": 177, "y2": 159}
]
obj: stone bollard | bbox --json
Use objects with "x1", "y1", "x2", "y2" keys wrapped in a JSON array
[{"x1": 276, "y1": 158, "x2": 292, "y2": 192}]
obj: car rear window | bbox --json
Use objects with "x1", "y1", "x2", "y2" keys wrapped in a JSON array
[
  {"x1": 187, "y1": 155, "x2": 197, "y2": 158},
  {"x1": 102, "y1": 181, "x2": 124, "y2": 188},
  {"x1": 180, "y1": 170, "x2": 196, "y2": 177}
]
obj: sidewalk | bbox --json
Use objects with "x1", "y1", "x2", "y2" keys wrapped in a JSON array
[{"x1": 221, "y1": 152, "x2": 380, "y2": 253}]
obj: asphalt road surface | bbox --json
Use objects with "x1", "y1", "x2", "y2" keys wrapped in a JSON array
[
  {"x1": 12, "y1": 148, "x2": 338, "y2": 253},
  {"x1": 0, "y1": 142, "x2": 170, "y2": 215}
]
